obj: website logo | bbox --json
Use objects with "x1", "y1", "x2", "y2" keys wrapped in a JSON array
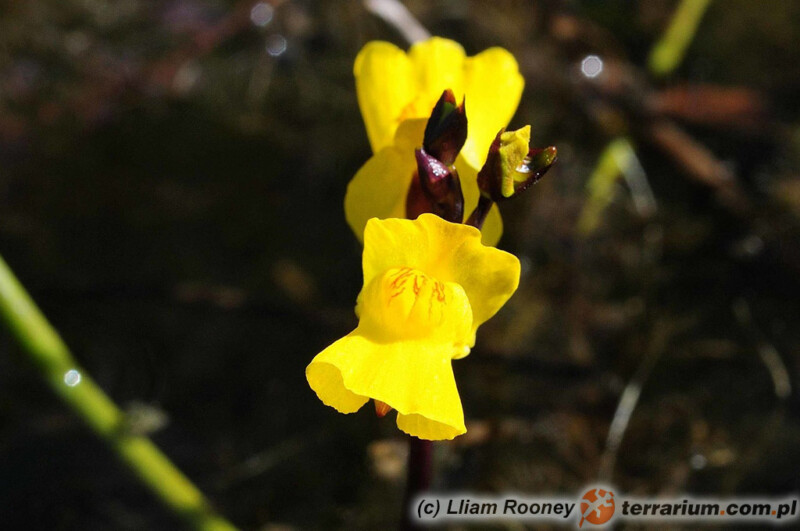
[{"x1": 579, "y1": 488, "x2": 615, "y2": 527}]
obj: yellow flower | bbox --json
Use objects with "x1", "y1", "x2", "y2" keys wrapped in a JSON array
[
  {"x1": 345, "y1": 37, "x2": 525, "y2": 246},
  {"x1": 306, "y1": 214, "x2": 520, "y2": 440}
]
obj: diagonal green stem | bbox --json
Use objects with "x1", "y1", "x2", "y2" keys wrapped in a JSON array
[
  {"x1": 648, "y1": 0, "x2": 713, "y2": 78},
  {"x1": 577, "y1": 137, "x2": 638, "y2": 235},
  {"x1": 0, "y1": 254, "x2": 238, "y2": 531}
]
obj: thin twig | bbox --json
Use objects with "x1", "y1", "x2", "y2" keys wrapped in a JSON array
[
  {"x1": 614, "y1": 138, "x2": 657, "y2": 218},
  {"x1": 732, "y1": 298, "x2": 791, "y2": 400},
  {"x1": 598, "y1": 318, "x2": 693, "y2": 483},
  {"x1": 363, "y1": 0, "x2": 430, "y2": 44},
  {"x1": 598, "y1": 322, "x2": 669, "y2": 483}
]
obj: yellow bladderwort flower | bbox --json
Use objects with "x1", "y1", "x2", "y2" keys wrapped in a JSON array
[
  {"x1": 345, "y1": 37, "x2": 525, "y2": 246},
  {"x1": 306, "y1": 214, "x2": 520, "y2": 440}
]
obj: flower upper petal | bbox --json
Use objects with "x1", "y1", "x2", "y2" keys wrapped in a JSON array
[
  {"x1": 362, "y1": 214, "x2": 520, "y2": 340},
  {"x1": 306, "y1": 332, "x2": 466, "y2": 440},
  {"x1": 354, "y1": 37, "x2": 524, "y2": 170},
  {"x1": 344, "y1": 147, "x2": 412, "y2": 244},
  {"x1": 350, "y1": 38, "x2": 523, "y2": 246},
  {"x1": 354, "y1": 41, "x2": 415, "y2": 153},
  {"x1": 407, "y1": 37, "x2": 466, "y2": 115},
  {"x1": 344, "y1": 119, "x2": 426, "y2": 243},
  {"x1": 460, "y1": 47, "x2": 525, "y2": 170}
]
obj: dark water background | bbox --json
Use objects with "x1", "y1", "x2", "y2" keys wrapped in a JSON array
[{"x1": 1, "y1": 1, "x2": 800, "y2": 529}]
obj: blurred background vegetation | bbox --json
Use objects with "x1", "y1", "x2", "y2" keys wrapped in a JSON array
[{"x1": 1, "y1": 0, "x2": 800, "y2": 529}]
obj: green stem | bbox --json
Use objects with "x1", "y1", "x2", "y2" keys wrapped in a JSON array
[
  {"x1": 577, "y1": 137, "x2": 636, "y2": 236},
  {"x1": 0, "y1": 254, "x2": 238, "y2": 531},
  {"x1": 648, "y1": 0, "x2": 713, "y2": 77}
]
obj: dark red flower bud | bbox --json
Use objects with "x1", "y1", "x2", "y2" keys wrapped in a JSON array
[
  {"x1": 423, "y1": 89, "x2": 467, "y2": 166},
  {"x1": 406, "y1": 147, "x2": 464, "y2": 223},
  {"x1": 468, "y1": 127, "x2": 557, "y2": 230},
  {"x1": 406, "y1": 170, "x2": 436, "y2": 220}
]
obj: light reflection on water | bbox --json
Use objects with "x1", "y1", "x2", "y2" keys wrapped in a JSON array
[
  {"x1": 64, "y1": 369, "x2": 82, "y2": 387},
  {"x1": 581, "y1": 54, "x2": 603, "y2": 78},
  {"x1": 266, "y1": 34, "x2": 287, "y2": 57},
  {"x1": 250, "y1": 2, "x2": 274, "y2": 28}
]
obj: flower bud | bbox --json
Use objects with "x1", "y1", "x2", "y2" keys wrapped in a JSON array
[
  {"x1": 477, "y1": 126, "x2": 557, "y2": 202},
  {"x1": 406, "y1": 148, "x2": 464, "y2": 223},
  {"x1": 423, "y1": 89, "x2": 467, "y2": 166}
]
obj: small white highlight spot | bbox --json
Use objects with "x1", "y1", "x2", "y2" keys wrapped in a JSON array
[
  {"x1": 581, "y1": 55, "x2": 603, "y2": 78},
  {"x1": 266, "y1": 34, "x2": 287, "y2": 57},
  {"x1": 64, "y1": 369, "x2": 82, "y2": 387},
  {"x1": 250, "y1": 2, "x2": 274, "y2": 27},
  {"x1": 455, "y1": 345, "x2": 471, "y2": 358}
]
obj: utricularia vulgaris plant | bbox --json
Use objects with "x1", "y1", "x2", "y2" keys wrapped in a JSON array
[{"x1": 307, "y1": 37, "x2": 556, "y2": 441}]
